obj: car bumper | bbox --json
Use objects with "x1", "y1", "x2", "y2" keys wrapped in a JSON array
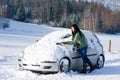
[{"x1": 19, "y1": 61, "x2": 59, "y2": 72}]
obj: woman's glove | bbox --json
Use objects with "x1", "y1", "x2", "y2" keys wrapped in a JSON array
[
  {"x1": 56, "y1": 42, "x2": 67, "y2": 45},
  {"x1": 62, "y1": 42, "x2": 67, "y2": 44}
]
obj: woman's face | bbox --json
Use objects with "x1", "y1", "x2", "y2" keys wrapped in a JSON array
[{"x1": 71, "y1": 26, "x2": 75, "y2": 32}]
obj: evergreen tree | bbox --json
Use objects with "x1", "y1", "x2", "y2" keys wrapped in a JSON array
[
  {"x1": 41, "y1": 7, "x2": 48, "y2": 23},
  {"x1": 15, "y1": 3, "x2": 25, "y2": 21},
  {"x1": 54, "y1": 0, "x2": 64, "y2": 23},
  {"x1": 49, "y1": 7, "x2": 54, "y2": 21}
]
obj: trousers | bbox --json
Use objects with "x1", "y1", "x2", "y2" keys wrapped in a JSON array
[{"x1": 79, "y1": 46, "x2": 89, "y2": 65}]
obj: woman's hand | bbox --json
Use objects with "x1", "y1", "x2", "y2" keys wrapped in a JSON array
[{"x1": 62, "y1": 42, "x2": 67, "y2": 44}]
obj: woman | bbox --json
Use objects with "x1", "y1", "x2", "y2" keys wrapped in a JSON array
[{"x1": 62, "y1": 24, "x2": 94, "y2": 73}]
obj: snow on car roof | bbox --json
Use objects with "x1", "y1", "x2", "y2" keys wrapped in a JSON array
[{"x1": 39, "y1": 29, "x2": 103, "y2": 54}]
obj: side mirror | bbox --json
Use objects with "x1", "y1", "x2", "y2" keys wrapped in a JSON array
[{"x1": 72, "y1": 45, "x2": 79, "y2": 53}]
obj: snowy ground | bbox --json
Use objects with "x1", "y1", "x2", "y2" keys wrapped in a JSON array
[{"x1": 0, "y1": 20, "x2": 120, "y2": 80}]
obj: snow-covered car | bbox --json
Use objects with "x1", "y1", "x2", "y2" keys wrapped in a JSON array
[{"x1": 18, "y1": 30, "x2": 105, "y2": 73}]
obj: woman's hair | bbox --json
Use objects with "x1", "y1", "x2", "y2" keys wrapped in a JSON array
[{"x1": 71, "y1": 24, "x2": 82, "y2": 40}]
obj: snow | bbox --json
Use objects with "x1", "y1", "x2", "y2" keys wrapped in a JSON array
[
  {"x1": 0, "y1": 20, "x2": 120, "y2": 80},
  {"x1": 0, "y1": 20, "x2": 62, "y2": 37},
  {"x1": 22, "y1": 30, "x2": 70, "y2": 62},
  {"x1": 96, "y1": 33, "x2": 120, "y2": 53}
]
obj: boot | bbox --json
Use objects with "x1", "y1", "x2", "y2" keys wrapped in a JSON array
[
  {"x1": 80, "y1": 64, "x2": 87, "y2": 74},
  {"x1": 88, "y1": 60, "x2": 94, "y2": 73}
]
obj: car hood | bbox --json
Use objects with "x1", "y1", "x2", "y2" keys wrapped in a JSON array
[{"x1": 23, "y1": 42, "x2": 66, "y2": 63}]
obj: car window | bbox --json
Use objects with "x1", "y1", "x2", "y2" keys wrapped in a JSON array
[{"x1": 61, "y1": 34, "x2": 71, "y2": 39}]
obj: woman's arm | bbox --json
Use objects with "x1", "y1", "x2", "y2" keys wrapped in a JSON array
[{"x1": 66, "y1": 33, "x2": 80, "y2": 45}]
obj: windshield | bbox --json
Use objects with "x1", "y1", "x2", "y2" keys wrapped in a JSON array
[
  {"x1": 61, "y1": 34, "x2": 71, "y2": 39},
  {"x1": 40, "y1": 30, "x2": 71, "y2": 43}
]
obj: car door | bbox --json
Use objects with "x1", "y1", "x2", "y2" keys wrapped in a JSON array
[
  {"x1": 69, "y1": 45, "x2": 83, "y2": 70},
  {"x1": 87, "y1": 39, "x2": 98, "y2": 64}
]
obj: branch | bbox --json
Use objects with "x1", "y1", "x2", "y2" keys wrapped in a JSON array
[{"x1": 110, "y1": 1, "x2": 120, "y2": 7}]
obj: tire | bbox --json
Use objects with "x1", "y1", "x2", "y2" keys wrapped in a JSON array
[
  {"x1": 59, "y1": 58, "x2": 70, "y2": 73},
  {"x1": 96, "y1": 55, "x2": 104, "y2": 69}
]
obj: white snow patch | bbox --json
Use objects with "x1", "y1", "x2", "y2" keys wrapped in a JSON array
[
  {"x1": 96, "y1": 33, "x2": 120, "y2": 52},
  {"x1": 0, "y1": 56, "x2": 3, "y2": 59}
]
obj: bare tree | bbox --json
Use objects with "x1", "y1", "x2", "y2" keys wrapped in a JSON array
[
  {"x1": 111, "y1": 0, "x2": 120, "y2": 6},
  {"x1": 0, "y1": 1, "x2": 8, "y2": 18},
  {"x1": 110, "y1": 0, "x2": 120, "y2": 8}
]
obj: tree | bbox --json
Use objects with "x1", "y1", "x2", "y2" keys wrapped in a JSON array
[
  {"x1": 15, "y1": 3, "x2": 25, "y2": 21},
  {"x1": 53, "y1": 0, "x2": 64, "y2": 23},
  {"x1": 1, "y1": 0, "x2": 120, "y2": 33},
  {"x1": 0, "y1": 0, "x2": 8, "y2": 18},
  {"x1": 41, "y1": 7, "x2": 48, "y2": 23}
]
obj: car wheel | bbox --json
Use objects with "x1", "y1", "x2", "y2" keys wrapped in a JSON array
[
  {"x1": 96, "y1": 55, "x2": 104, "y2": 69},
  {"x1": 59, "y1": 58, "x2": 70, "y2": 73}
]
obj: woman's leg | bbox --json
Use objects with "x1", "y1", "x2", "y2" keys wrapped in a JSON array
[
  {"x1": 80, "y1": 46, "x2": 94, "y2": 73},
  {"x1": 79, "y1": 46, "x2": 88, "y2": 73},
  {"x1": 80, "y1": 46, "x2": 88, "y2": 65}
]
